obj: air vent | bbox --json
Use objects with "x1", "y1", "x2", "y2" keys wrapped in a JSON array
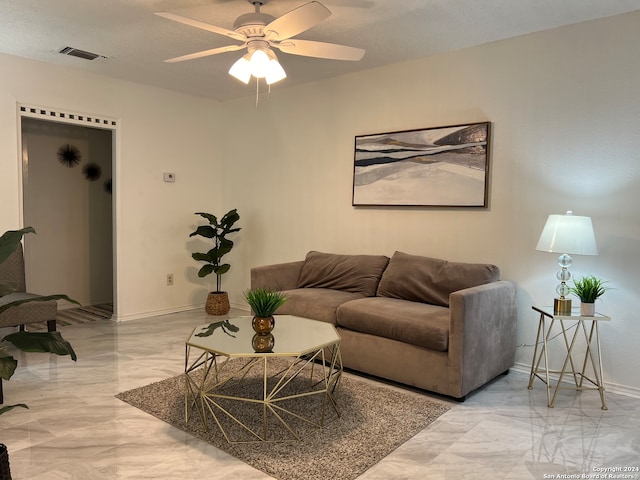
[{"x1": 57, "y1": 46, "x2": 107, "y2": 61}]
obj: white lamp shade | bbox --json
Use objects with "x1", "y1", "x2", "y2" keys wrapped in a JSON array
[
  {"x1": 248, "y1": 49, "x2": 270, "y2": 78},
  {"x1": 229, "y1": 48, "x2": 286, "y2": 85},
  {"x1": 536, "y1": 212, "x2": 598, "y2": 255},
  {"x1": 228, "y1": 55, "x2": 252, "y2": 84},
  {"x1": 265, "y1": 59, "x2": 286, "y2": 84}
]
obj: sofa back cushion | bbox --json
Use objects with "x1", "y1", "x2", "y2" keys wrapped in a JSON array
[
  {"x1": 297, "y1": 251, "x2": 389, "y2": 297},
  {"x1": 377, "y1": 251, "x2": 500, "y2": 307}
]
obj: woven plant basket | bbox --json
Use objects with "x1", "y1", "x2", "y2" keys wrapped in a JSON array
[
  {"x1": 0, "y1": 444, "x2": 11, "y2": 480},
  {"x1": 205, "y1": 292, "x2": 230, "y2": 316}
]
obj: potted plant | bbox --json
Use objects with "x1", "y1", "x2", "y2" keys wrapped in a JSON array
[
  {"x1": 189, "y1": 209, "x2": 241, "y2": 315},
  {"x1": 244, "y1": 288, "x2": 287, "y2": 334},
  {"x1": 569, "y1": 275, "x2": 609, "y2": 316},
  {"x1": 1, "y1": 227, "x2": 78, "y2": 412},
  {"x1": 1, "y1": 227, "x2": 78, "y2": 478}
]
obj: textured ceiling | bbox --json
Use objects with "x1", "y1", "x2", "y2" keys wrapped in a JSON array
[{"x1": 1, "y1": 0, "x2": 639, "y2": 102}]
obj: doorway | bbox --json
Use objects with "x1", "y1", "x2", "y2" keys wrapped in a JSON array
[{"x1": 19, "y1": 106, "x2": 117, "y2": 316}]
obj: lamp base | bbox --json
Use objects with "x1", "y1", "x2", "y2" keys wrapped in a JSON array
[{"x1": 554, "y1": 297, "x2": 572, "y2": 315}]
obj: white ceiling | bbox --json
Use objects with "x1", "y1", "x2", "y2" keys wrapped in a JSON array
[{"x1": 2, "y1": 0, "x2": 639, "y2": 102}]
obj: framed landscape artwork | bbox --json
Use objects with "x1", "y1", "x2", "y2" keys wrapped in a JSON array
[{"x1": 352, "y1": 122, "x2": 491, "y2": 207}]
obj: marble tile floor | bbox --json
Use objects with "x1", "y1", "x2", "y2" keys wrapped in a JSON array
[{"x1": 1, "y1": 308, "x2": 639, "y2": 480}]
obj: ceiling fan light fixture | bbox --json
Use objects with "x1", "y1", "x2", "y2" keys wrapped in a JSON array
[
  {"x1": 264, "y1": 49, "x2": 286, "y2": 84},
  {"x1": 265, "y1": 58, "x2": 286, "y2": 84},
  {"x1": 248, "y1": 48, "x2": 271, "y2": 78},
  {"x1": 157, "y1": 1, "x2": 364, "y2": 94},
  {"x1": 228, "y1": 47, "x2": 286, "y2": 85},
  {"x1": 228, "y1": 54, "x2": 252, "y2": 84}
]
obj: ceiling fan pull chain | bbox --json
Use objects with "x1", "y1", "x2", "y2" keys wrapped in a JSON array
[{"x1": 255, "y1": 77, "x2": 260, "y2": 108}]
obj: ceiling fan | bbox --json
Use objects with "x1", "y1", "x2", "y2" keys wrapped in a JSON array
[{"x1": 155, "y1": 0, "x2": 365, "y2": 85}]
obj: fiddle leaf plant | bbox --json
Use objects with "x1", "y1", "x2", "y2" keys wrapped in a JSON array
[
  {"x1": 189, "y1": 209, "x2": 241, "y2": 293},
  {"x1": 0, "y1": 227, "x2": 78, "y2": 414}
]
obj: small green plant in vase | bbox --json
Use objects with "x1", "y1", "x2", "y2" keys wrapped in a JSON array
[
  {"x1": 569, "y1": 275, "x2": 609, "y2": 316},
  {"x1": 244, "y1": 288, "x2": 287, "y2": 334}
]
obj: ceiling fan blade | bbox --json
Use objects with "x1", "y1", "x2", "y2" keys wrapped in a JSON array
[
  {"x1": 155, "y1": 11, "x2": 246, "y2": 42},
  {"x1": 275, "y1": 39, "x2": 365, "y2": 61},
  {"x1": 164, "y1": 44, "x2": 245, "y2": 63},
  {"x1": 264, "y1": 1, "x2": 331, "y2": 41}
]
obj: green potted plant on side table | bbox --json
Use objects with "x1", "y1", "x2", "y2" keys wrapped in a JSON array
[
  {"x1": 189, "y1": 209, "x2": 241, "y2": 315},
  {"x1": 569, "y1": 275, "x2": 610, "y2": 316}
]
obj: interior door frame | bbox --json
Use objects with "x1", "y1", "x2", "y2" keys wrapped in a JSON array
[{"x1": 17, "y1": 103, "x2": 120, "y2": 319}]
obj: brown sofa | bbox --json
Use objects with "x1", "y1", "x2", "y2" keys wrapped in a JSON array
[{"x1": 251, "y1": 250, "x2": 517, "y2": 400}]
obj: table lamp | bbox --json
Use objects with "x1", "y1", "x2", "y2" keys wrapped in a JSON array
[{"x1": 536, "y1": 211, "x2": 598, "y2": 314}]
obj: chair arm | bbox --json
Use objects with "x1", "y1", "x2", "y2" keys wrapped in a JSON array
[
  {"x1": 448, "y1": 280, "x2": 517, "y2": 396},
  {"x1": 250, "y1": 261, "x2": 305, "y2": 291}
]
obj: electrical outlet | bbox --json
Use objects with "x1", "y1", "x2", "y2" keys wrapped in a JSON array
[{"x1": 166, "y1": 274, "x2": 174, "y2": 286}]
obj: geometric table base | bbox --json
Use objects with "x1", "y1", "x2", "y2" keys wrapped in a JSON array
[
  {"x1": 528, "y1": 306, "x2": 609, "y2": 410},
  {"x1": 185, "y1": 344, "x2": 343, "y2": 443}
]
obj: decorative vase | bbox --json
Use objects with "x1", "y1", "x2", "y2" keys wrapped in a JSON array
[
  {"x1": 580, "y1": 302, "x2": 596, "y2": 316},
  {"x1": 205, "y1": 292, "x2": 230, "y2": 316},
  {"x1": 252, "y1": 315, "x2": 275, "y2": 334},
  {"x1": 252, "y1": 333, "x2": 275, "y2": 353}
]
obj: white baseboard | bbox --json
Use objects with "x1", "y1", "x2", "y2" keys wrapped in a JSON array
[
  {"x1": 112, "y1": 302, "x2": 250, "y2": 322},
  {"x1": 112, "y1": 305, "x2": 195, "y2": 322},
  {"x1": 512, "y1": 361, "x2": 640, "y2": 400}
]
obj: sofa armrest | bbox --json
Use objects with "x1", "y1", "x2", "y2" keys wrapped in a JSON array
[
  {"x1": 250, "y1": 261, "x2": 305, "y2": 291},
  {"x1": 448, "y1": 280, "x2": 517, "y2": 398}
]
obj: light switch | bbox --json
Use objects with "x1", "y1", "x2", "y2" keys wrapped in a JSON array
[{"x1": 164, "y1": 172, "x2": 176, "y2": 183}]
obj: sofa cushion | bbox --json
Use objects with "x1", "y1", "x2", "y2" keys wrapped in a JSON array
[
  {"x1": 276, "y1": 288, "x2": 365, "y2": 325},
  {"x1": 377, "y1": 251, "x2": 500, "y2": 307},
  {"x1": 296, "y1": 251, "x2": 389, "y2": 297},
  {"x1": 337, "y1": 297, "x2": 450, "y2": 351}
]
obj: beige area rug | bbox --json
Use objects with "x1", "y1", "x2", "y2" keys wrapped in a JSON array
[{"x1": 116, "y1": 357, "x2": 451, "y2": 480}]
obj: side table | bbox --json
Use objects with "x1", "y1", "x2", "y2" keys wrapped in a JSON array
[{"x1": 528, "y1": 306, "x2": 609, "y2": 410}]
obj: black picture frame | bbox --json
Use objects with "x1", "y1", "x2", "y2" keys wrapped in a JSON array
[{"x1": 352, "y1": 122, "x2": 491, "y2": 207}]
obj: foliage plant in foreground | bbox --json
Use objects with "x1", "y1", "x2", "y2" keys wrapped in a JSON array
[{"x1": 0, "y1": 227, "x2": 78, "y2": 415}]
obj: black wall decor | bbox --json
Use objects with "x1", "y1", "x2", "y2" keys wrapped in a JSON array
[
  {"x1": 83, "y1": 162, "x2": 102, "y2": 181},
  {"x1": 56, "y1": 143, "x2": 82, "y2": 167}
]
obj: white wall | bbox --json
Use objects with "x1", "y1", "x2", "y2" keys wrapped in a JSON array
[
  {"x1": 218, "y1": 11, "x2": 640, "y2": 394},
  {"x1": 0, "y1": 53, "x2": 224, "y2": 320},
  {"x1": 2, "y1": 11, "x2": 639, "y2": 394}
]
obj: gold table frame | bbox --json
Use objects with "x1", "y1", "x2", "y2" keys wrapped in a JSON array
[
  {"x1": 184, "y1": 316, "x2": 343, "y2": 443},
  {"x1": 528, "y1": 306, "x2": 609, "y2": 410}
]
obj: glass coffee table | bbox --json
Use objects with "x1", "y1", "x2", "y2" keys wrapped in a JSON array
[{"x1": 184, "y1": 315, "x2": 343, "y2": 443}]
